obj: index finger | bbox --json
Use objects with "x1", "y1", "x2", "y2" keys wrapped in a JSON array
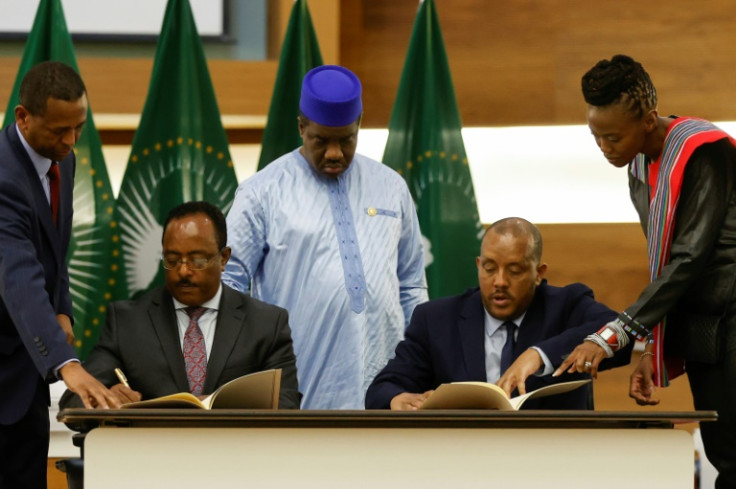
[{"x1": 553, "y1": 354, "x2": 575, "y2": 377}]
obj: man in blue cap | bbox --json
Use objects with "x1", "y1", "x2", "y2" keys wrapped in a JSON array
[{"x1": 224, "y1": 65, "x2": 428, "y2": 409}]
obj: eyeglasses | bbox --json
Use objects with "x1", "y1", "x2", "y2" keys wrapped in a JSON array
[{"x1": 161, "y1": 247, "x2": 226, "y2": 271}]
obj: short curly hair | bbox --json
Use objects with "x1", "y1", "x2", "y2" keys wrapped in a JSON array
[
  {"x1": 19, "y1": 61, "x2": 86, "y2": 116},
  {"x1": 581, "y1": 54, "x2": 657, "y2": 118}
]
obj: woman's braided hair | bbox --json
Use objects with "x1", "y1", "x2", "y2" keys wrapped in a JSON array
[{"x1": 581, "y1": 54, "x2": 657, "y2": 118}]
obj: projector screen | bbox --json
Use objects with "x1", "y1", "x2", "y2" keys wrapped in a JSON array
[{"x1": 0, "y1": 0, "x2": 225, "y2": 39}]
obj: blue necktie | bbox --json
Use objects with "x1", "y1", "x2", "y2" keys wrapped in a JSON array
[{"x1": 500, "y1": 321, "x2": 517, "y2": 374}]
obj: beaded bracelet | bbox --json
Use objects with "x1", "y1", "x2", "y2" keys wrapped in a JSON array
[{"x1": 584, "y1": 332, "x2": 614, "y2": 357}]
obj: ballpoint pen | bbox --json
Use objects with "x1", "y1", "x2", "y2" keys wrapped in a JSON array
[{"x1": 114, "y1": 367, "x2": 131, "y2": 389}]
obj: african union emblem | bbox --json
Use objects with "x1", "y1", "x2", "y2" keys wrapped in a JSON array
[
  {"x1": 67, "y1": 119, "x2": 118, "y2": 359},
  {"x1": 110, "y1": 0, "x2": 239, "y2": 301},
  {"x1": 399, "y1": 149, "x2": 483, "y2": 297},
  {"x1": 382, "y1": 0, "x2": 482, "y2": 299}
]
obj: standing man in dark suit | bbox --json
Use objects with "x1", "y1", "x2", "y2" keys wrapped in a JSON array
[
  {"x1": 366, "y1": 217, "x2": 632, "y2": 410},
  {"x1": 0, "y1": 61, "x2": 120, "y2": 489},
  {"x1": 60, "y1": 201, "x2": 301, "y2": 410}
]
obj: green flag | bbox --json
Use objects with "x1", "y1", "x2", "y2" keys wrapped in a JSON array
[
  {"x1": 257, "y1": 0, "x2": 322, "y2": 170},
  {"x1": 382, "y1": 0, "x2": 483, "y2": 299},
  {"x1": 3, "y1": 0, "x2": 116, "y2": 359},
  {"x1": 112, "y1": 0, "x2": 238, "y2": 300}
]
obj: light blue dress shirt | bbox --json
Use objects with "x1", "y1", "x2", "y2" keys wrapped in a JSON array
[
  {"x1": 16, "y1": 124, "x2": 53, "y2": 203},
  {"x1": 483, "y1": 310, "x2": 553, "y2": 383},
  {"x1": 223, "y1": 149, "x2": 428, "y2": 409}
]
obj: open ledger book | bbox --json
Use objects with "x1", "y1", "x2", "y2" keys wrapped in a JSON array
[
  {"x1": 121, "y1": 369, "x2": 281, "y2": 410},
  {"x1": 420, "y1": 379, "x2": 591, "y2": 410}
]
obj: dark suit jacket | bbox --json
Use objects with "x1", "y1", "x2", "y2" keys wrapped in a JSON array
[
  {"x1": 365, "y1": 282, "x2": 632, "y2": 410},
  {"x1": 60, "y1": 285, "x2": 301, "y2": 410},
  {"x1": 0, "y1": 123, "x2": 77, "y2": 425}
]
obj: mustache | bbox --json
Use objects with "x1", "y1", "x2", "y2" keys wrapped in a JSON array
[
  {"x1": 177, "y1": 279, "x2": 196, "y2": 287},
  {"x1": 491, "y1": 288, "x2": 513, "y2": 299}
]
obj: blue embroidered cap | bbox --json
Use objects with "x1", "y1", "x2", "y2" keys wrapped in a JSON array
[{"x1": 299, "y1": 65, "x2": 362, "y2": 127}]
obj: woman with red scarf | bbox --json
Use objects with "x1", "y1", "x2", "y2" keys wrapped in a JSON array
[{"x1": 556, "y1": 54, "x2": 736, "y2": 489}]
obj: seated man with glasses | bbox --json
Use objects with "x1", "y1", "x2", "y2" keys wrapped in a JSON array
[{"x1": 60, "y1": 201, "x2": 301, "y2": 410}]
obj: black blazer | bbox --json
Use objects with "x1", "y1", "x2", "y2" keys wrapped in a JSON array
[
  {"x1": 366, "y1": 282, "x2": 631, "y2": 409},
  {"x1": 0, "y1": 123, "x2": 76, "y2": 424},
  {"x1": 60, "y1": 285, "x2": 301, "y2": 410}
]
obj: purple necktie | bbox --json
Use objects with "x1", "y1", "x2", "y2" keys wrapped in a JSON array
[{"x1": 183, "y1": 307, "x2": 208, "y2": 395}]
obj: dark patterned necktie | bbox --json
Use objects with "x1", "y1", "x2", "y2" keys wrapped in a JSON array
[
  {"x1": 48, "y1": 161, "x2": 60, "y2": 225},
  {"x1": 183, "y1": 307, "x2": 208, "y2": 395},
  {"x1": 500, "y1": 321, "x2": 517, "y2": 374}
]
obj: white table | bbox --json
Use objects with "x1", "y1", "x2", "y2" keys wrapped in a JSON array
[{"x1": 59, "y1": 409, "x2": 712, "y2": 489}]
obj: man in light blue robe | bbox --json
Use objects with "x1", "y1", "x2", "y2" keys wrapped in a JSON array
[{"x1": 223, "y1": 65, "x2": 428, "y2": 409}]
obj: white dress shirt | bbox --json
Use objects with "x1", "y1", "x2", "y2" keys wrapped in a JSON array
[{"x1": 172, "y1": 284, "x2": 222, "y2": 360}]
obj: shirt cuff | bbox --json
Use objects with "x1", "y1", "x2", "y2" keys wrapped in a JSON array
[
  {"x1": 529, "y1": 346, "x2": 553, "y2": 376},
  {"x1": 54, "y1": 358, "x2": 80, "y2": 380}
]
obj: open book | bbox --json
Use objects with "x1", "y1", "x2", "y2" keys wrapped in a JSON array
[
  {"x1": 420, "y1": 379, "x2": 591, "y2": 410},
  {"x1": 121, "y1": 369, "x2": 281, "y2": 410}
]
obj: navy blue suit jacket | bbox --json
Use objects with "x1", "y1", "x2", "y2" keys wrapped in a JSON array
[
  {"x1": 365, "y1": 282, "x2": 631, "y2": 410},
  {"x1": 0, "y1": 124, "x2": 76, "y2": 425}
]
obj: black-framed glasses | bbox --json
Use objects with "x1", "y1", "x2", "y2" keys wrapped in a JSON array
[{"x1": 161, "y1": 247, "x2": 226, "y2": 271}]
